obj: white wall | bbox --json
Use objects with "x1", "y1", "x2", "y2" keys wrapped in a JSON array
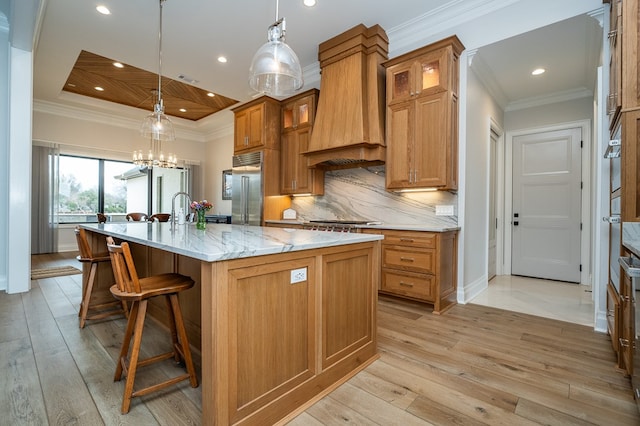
[
  {"x1": 460, "y1": 67, "x2": 505, "y2": 301},
  {"x1": 204, "y1": 115, "x2": 234, "y2": 216},
  {"x1": 0, "y1": 11, "x2": 9, "y2": 291}
]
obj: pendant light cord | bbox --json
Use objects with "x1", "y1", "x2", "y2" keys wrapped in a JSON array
[{"x1": 157, "y1": 0, "x2": 165, "y2": 109}]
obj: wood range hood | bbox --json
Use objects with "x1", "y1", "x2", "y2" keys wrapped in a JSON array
[{"x1": 305, "y1": 24, "x2": 389, "y2": 170}]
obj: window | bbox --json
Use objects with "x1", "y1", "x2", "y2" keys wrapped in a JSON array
[{"x1": 57, "y1": 154, "x2": 189, "y2": 223}]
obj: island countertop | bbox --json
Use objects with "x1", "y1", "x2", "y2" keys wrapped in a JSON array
[{"x1": 81, "y1": 222, "x2": 383, "y2": 262}]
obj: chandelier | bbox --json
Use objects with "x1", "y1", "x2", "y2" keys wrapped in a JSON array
[
  {"x1": 248, "y1": 0, "x2": 303, "y2": 96},
  {"x1": 136, "y1": 0, "x2": 176, "y2": 168}
]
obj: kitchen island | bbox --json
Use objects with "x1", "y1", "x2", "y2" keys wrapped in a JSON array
[{"x1": 80, "y1": 222, "x2": 382, "y2": 425}]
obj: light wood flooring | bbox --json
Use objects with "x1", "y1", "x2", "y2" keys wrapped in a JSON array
[{"x1": 2, "y1": 253, "x2": 639, "y2": 425}]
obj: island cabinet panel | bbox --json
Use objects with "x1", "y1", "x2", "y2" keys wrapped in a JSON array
[
  {"x1": 201, "y1": 241, "x2": 380, "y2": 426},
  {"x1": 322, "y1": 247, "x2": 374, "y2": 368}
]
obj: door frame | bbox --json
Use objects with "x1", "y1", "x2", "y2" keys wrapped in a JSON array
[
  {"x1": 503, "y1": 119, "x2": 591, "y2": 285},
  {"x1": 488, "y1": 119, "x2": 505, "y2": 278}
]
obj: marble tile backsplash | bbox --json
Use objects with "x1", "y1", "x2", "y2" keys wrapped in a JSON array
[{"x1": 289, "y1": 166, "x2": 458, "y2": 228}]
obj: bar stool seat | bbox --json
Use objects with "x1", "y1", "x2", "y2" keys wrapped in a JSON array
[
  {"x1": 74, "y1": 227, "x2": 127, "y2": 328},
  {"x1": 106, "y1": 236, "x2": 198, "y2": 414}
]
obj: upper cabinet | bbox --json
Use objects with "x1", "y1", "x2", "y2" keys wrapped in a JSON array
[
  {"x1": 281, "y1": 89, "x2": 324, "y2": 195},
  {"x1": 608, "y1": 0, "x2": 622, "y2": 129},
  {"x1": 232, "y1": 96, "x2": 281, "y2": 154},
  {"x1": 383, "y1": 36, "x2": 464, "y2": 191}
]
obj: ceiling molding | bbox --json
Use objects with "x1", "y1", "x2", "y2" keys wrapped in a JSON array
[
  {"x1": 33, "y1": 98, "x2": 207, "y2": 142},
  {"x1": 504, "y1": 87, "x2": 593, "y2": 112},
  {"x1": 387, "y1": 0, "x2": 521, "y2": 55},
  {"x1": 468, "y1": 49, "x2": 509, "y2": 110}
]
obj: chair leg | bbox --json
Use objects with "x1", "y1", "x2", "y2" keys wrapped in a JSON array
[
  {"x1": 169, "y1": 294, "x2": 198, "y2": 387},
  {"x1": 121, "y1": 300, "x2": 148, "y2": 414},
  {"x1": 115, "y1": 301, "x2": 139, "y2": 381},
  {"x1": 79, "y1": 263, "x2": 98, "y2": 328},
  {"x1": 165, "y1": 295, "x2": 180, "y2": 362}
]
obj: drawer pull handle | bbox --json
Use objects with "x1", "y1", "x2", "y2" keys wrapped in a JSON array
[
  {"x1": 400, "y1": 257, "x2": 415, "y2": 262},
  {"x1": 399, "y1": 282, "x2": 414, "y2": 288},
  {"x1": 620, "y1": 338, "x2": 630, "y2": 348},
  {"x1": 399, "y1": 238, "x2": 414, "y2": 242}
]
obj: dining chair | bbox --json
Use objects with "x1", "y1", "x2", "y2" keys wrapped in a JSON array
[
  {"x1": 148, "y1": 213, "x2": 171, "y2": 222},
  {"x1": 105, "y1": 236, "x2": 198, "y2": 413},
  {"x1": 125, "y1": 212, "x2": 147, "y2": 221}
]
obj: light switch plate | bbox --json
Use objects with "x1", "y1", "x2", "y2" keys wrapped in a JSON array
[
  {"x1": 435, "y1": 205, "x2": 455, "y2": 216},
  {"x1": 291, "y1": 268, "x2": 307, "y2": 283}
]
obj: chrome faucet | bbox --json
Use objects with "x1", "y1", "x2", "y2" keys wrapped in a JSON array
[{"x1": 171, "y1": 191, "x2": 192, "y2": 230}]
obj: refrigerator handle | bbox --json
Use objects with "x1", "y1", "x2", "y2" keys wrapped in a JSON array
[{"x1": 241, "y1": 176, "x2": 249, "y2": 224}]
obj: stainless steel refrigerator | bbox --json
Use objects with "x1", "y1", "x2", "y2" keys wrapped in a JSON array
[{"x1": 231, "y1": 151, "x2": 263, "y2": 225}]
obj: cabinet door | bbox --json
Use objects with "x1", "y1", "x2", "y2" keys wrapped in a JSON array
[
  {"x1": 622, "y1": 0, "x2": 640, "y2": 110},
  {"x1": 280, "y1": 131, "x2": 297, "y2": 194},
  {"x1": 283, "y1": 95, "x2": 315, "y2": 131},
  {"x1": 414, "y1": 91, "x2": 449, "y2": 188},
  {"x1": 609, "y1": 0, "x2": 622, "y2": 127},
  {"x1": 414, "y1": 49, "x2": 448, "y2": 98},
  {"x1": 246, "y1": 103, "x2": 265, "y2": 150},
  {"x1": 387, "y1": 61, "x2": 415, "y2": 105},
  {"x1": 385, "y1": 101, "x2": 413, "y2": 189},
  {"x1": 622, "y1": 110, "x2": 640, "y2": 221},
  {"x1": 234, "y1": 109, "x2": 249, "y2": 152},
  {"x1": 621, "y1": 270, "x2": 634, "y2": 375}
]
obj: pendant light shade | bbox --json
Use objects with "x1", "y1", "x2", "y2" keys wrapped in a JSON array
[{"x1": 248, "y1": 1, "x2": 303, "y2": 96}]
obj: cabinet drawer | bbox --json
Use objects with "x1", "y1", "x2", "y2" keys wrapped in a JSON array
[
  {"x1": 382, "y1": 230, "x2": 436, "y2": 248},
  {"x1": 382, "y1": 270, "x2": 434, "y2": 301},
  {"x1": 383, "y1": 246, "x2": 435, "y2": 273}
]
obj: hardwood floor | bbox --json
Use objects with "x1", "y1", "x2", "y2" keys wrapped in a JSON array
[{"x1": 2, "y1": 253, "x2": 639, "y2": 425}]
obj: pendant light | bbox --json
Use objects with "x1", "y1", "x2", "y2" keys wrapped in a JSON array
[
  {"x1": 248, "y1": 0, "x2": 303, "y2": 96},
  {"x1": 134, "y1": 89, "x2": 177, "y2": 168},
  {"x1": 140, "y1": 0, "x2": 175, "y2": 142}
]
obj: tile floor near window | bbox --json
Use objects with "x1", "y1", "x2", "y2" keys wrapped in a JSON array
[{"x1": 471, "y1": 275, "x2": 595, "y2": 327}]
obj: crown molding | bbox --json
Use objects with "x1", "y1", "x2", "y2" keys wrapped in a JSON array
[
  {"x1": 33, "y1": 97, "x2": 207, "y2": 142},
  {"x1": 504, "y1": 87, "x2": 593, "y2": 112},
  {"x1": 467, "y1": 48, "x2": 509, "y2": 110}
]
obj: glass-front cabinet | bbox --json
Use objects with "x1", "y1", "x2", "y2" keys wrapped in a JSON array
[{"x1": 387, "y1": 49, "x2": 448, "y2": 105}]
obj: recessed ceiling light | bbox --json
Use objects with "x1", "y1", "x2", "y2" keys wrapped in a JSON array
[
  {"x1": 304, "y1": 0, "x2": 316, "y2": 6},
  {"x1": 96, "y1": 5, "x2": 111, "y2": 15},
  {"x1": 179, "y1": 108, "x2": 187, "y2": 113},
  {"x1": 94, "y1": 86, "x2": 104, "y2": 91},
  {"x1": 207, "y1": 92, "x2": 215, "y2": 97},
  {"x1": 113, "y1": 62, "x2": 124, "y2": 68},
  {"x1": 217, "y1": 56, "x2": 227, "y2": 63},
  {"x1": 531, "y1": 68, "x2": 546, "y2": 76}
]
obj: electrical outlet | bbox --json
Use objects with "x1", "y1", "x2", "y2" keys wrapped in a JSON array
[
  {"x1": 290, "y1": 268, "x2": 307, "y2": 283},
  {"x1": 435, "y1": 205, "x2": 455, "y2": 216}
]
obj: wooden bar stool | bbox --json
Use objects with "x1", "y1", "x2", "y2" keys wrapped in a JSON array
[
  {"x1": 105, "y1": 236, "x2": 198, "y2": 414},
  {"x1": 75, "y1": 227, "x2": 127, "y2": 328}
]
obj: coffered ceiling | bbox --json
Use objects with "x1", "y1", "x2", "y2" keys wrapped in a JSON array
[{"x1": 32, "y1": 0, "x2": 605, "y2": 128}]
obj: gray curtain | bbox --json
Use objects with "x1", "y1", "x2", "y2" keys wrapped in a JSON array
[{"x1": 31, "y1": 144, "x2": 59, "y2": 254}]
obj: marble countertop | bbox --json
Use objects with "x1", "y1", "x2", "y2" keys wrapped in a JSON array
[
  {"x1": 265, "y1": 220, "x2": 460, "y2": 233},
  {"x1": 82, "y1": 222, "x2": 383, "y2": 263},
  {"x1": 623, "y1": 222, "x2": 640, "y2": 258}
]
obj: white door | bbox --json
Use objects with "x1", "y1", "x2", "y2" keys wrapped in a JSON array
[
  {"x1": 488, "y1": 129, "x2": 498, "y2": 280},
  {"x1": 512, "y1": 127, "x2": 582, "y2": 283}
]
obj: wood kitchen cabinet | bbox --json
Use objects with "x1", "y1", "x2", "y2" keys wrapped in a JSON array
[
  {"x1": 622, "y1": 109, "x2": 640, "y2": 222},
  {"x1": 281, "y1": 89, "x2": 324, "y2": 195},
  {"x1": 232, "y1": 96, "x2": 281, "y2": 154},
  {"x1": 608, "y1": 0, "x2": 622, "y2": 129},
  {"x1": 364, "y1": 228, "x2": 458, "y2": 314},
  {"x1": 383, "y1": 36, "x2": 464, "y2": 191}
]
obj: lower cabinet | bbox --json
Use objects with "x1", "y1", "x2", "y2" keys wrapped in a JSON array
[
  {"x1": 365, "y1": 228, "x2": 458, "y2": 314},
  {"x1": 607, "y1": 281, "x2": 621, "y2": 361}
]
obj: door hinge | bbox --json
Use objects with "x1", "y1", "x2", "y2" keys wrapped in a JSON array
[
  {"x1": 580, "y1": 264, "x2": 582, "y2": 272},
  {"x1": 581, "y1": 181, "x2": 583, "y2": 189},
  {"x1": 580, "y1": 222, "x2": 583, "y2": 230},
  {"x1": 580, "y1": 140, "x2": 583, "y2": 148}
]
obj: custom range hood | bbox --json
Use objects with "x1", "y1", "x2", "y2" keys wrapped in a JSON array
[{"x1": 305, "y1": 24, "x2": 388, "y2": 169}]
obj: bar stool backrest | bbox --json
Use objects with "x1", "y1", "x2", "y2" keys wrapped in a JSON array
[
  {"x1": 106, "y1": 236, "x2": 142, "y2": 294},
  {"x1": 75, "y1": 227, "x2": 94, "y2": 260}
]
